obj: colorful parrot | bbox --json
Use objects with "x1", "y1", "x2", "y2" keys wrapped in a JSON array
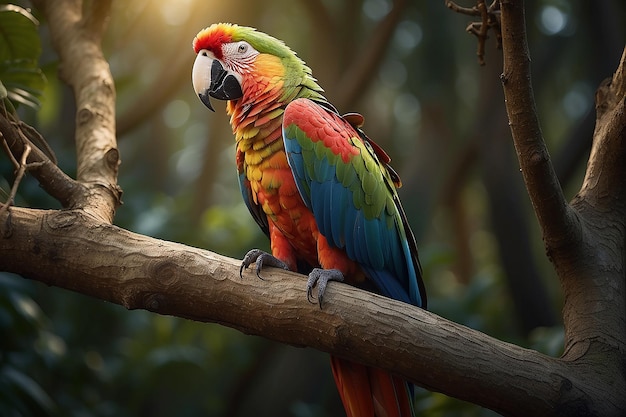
[{"x1": 192, "y1": 23, "x2": 426, "y2": 417}]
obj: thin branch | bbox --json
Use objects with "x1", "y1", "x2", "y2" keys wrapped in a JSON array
[
  {"x1": 1, "y1": 131, "x2": 20, "y2": 170},
  {"x1": 0, "y1": 143, "x2": 31, "y2": 216},
  {"x1": 446, "y1": 0, "x2": 501, "y2": 65},
  {"x1": 0, "y1": 113, "x2": 85, "y2": 208},
  {"x1": 498, "y1": 0, "x2": 577, "y2": 251},
  {"x1": 446, "y1": 1, "x2": 480, "y2": 15}
]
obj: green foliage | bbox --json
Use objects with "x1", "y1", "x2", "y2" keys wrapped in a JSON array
[
  {"x1": 0, "y1": 4, "x2": 46, "y2": 109},
  {"x1": 0, "y1": 275, "x2": 57, "y2": 416},
  {"x1": 0, "y1": 273, "x2": 263, "y2": 417}
]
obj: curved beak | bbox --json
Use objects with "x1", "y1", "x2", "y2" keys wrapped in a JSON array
[{"x1": 192, "y1": 52, "x2": 243, "y2": 112}]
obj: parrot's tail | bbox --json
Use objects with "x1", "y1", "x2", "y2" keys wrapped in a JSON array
[{"x1": 330, "y1": 356, "x2": 415, "y2": 417}]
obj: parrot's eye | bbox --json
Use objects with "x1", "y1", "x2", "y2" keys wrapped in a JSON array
[{"x1": 221, "y1": 41, "x2": 258, "y2": 71}]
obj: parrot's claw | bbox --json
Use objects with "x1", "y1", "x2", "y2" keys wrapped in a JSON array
[
  {"x1": 240, "y1": 249, "x2": 290, "y2": 280},
  {"x1": 306, "y1": 268, "x2": 344, "y2": 308}
]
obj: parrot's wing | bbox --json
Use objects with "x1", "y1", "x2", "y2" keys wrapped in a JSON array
[
  {"x1": 282, "y1": 98, "x2": 426, "y2": 308},
  {"x1": 237, "y1": 149, "x2": 270, "y2": 238}
]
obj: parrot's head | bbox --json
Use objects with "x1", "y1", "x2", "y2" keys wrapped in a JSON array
[{"x1": 192, "y1": 23, "x2": 313, "y2": 112}]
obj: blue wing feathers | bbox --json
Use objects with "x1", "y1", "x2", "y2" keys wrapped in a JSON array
[
  {"x1": 364, "y1": 219, "x2": 385, "y2": 269},
  {"x1": 284, "y1": 137, "x2": 313, "y2": 210},
  {"x1": 283, "y1": 99, "x2": 425, "y2": 308},
  {"x1": 362, "y1": 267, "x2": 412, "y2": 304},
  {"x1": 330, "y1": 180, "x2": 348, "y2": 247}
]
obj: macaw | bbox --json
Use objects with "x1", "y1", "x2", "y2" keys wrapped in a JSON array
[{"x1": 192, "y1": 23, "x2": 426, "y2": 417}]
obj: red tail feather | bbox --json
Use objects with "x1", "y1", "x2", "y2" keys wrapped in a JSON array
[{"x1": 331, "y1": 356, "x2": 415, "y2": 417}]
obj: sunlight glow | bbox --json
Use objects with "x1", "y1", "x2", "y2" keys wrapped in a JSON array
[{"x1": 158, "y1": 0, "x2": 194, "y2": 26}]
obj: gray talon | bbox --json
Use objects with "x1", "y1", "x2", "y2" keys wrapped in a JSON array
[
  {"x1": 240, "y1": 249, "x2": 289, "y2": 280},
  {"x1": 306, "y1": 268, "x2": 344, "y2": 308}
]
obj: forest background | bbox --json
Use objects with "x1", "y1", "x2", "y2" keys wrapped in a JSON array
[{"x1": 1, "y1": 0, "x2": 624, "y2": 416}]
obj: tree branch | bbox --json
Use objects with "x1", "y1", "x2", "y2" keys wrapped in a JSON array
[
  {"x1": 32, "y1": 0, "x2": 121, "y2": 222},
  {"x1": 577, "y1": 47, "x2": 626, "y2": 209},
  {"x1": 499, "y1": 1, "x2": 579, "y2": 253},
  {"x1": 497, "y1": 3, "x2": 626, "y2": 407},
  {"x1": 0, "y1": 142, "x2": 31, "y2": 216},
  {"x1": 560, "y1": 46, "x2": 626, "y2": 359},
  {"x1": 498, "y1": 0, "x2": 626, "y2": 345},
  {"x1": 1, "y1": 205, "x2": 617, "y2": 416},
  {"x1": 446, "y1": 0, "x2": 501, "y2": 65},
  {"x1": 82, "y1": 0, "x2": 112, "y2": 39},
  {"x1": 0, "y1": 112, "x2": 85, "y2": 208}
]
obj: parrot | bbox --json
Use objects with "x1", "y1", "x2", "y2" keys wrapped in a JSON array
[{"x1": 192, "y1": 23, "x2": 426, "y2": 417}]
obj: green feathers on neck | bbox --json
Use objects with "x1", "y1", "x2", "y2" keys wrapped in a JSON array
[{"x1": 233, "y1": 25, "x2": 327, "y2": 104}]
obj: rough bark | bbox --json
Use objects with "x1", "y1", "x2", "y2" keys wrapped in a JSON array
[
  {"x1": 31, "y1": 0, "x2": 121, "y2": 222},
  {"x1": 499, "y1": 2, "x2": 626, "y2": 414}
]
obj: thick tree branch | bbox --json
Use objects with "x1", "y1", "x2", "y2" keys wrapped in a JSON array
[
  {"x1": 32, "y1": 0, "x2": 121, "y2": 223},
  {"x1": 1, "y1": 206, "x2": 620, "y2": 416},
  {"x1": 577, "y1": 47, "x2": 626, "y2": 209},
  {"x1": 562, "y1": 46, "x2": 626, "y2": 357}
]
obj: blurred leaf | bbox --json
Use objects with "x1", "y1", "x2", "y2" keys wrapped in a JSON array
[
  {"x1": 0, "y1": 5, "x2": 40, "y2": 60},
  {"x1": 0, "y1": 4, "x2": 46, "y2": 109},
  {"x1": 0, "y1": 365, "x2": 57, "y2": 415}
]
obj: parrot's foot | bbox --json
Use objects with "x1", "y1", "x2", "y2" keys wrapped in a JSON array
[
  {"x1": 240, "y1": 249, "x2": 290, "y2": 279},
  {"x1": 306, "y1": 268, "x2": 344, "y2": 308}
]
